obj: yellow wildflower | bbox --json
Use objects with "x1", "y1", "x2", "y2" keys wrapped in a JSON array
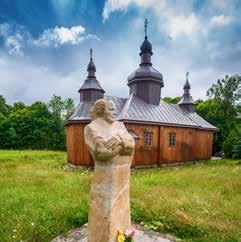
[{"x1": 117, "y1": 234, "x2": 125, "y2": 242}]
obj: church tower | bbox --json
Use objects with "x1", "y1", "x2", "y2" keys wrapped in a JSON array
[
  {"x1": 78, "y1": 49, "x2": 105, "y2": 102},
  {"x1": 178, "y1": 72, "x2": 195, "y2": 112},
  {"x1": 127, "y1": 19, "x2": 164, "y2": 105}
]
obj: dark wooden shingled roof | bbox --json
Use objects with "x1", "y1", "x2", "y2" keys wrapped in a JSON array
[{"x1": 66, "y1": 94, "x2": 218, "y2": 131}]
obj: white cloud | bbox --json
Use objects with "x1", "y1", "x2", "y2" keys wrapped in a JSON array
[
  {"x1": 34, "y1": 25, "x2": 98, "y2": 47},
  {"x1": 164, "y1": 13, "x2": 201, "y2": 39},
  {"x1": 0, "y1": 23, "x2": 25, "y2": 56},
  {"x1": 0, "y1": 51, "x2": 81, "y2": 104},
  {"x1": 210, "y1": 15, "x2": 233, "y2": 27},
  {"x1": 103, "y1": 1, "x2": 201, "y2": 39},
  {"x1": 103, "y1": 0, "x2": 166, "y2": 21},
  {"x1": 5, "y1": 34, "x2": 24, "y2": 56},
  {"x1": 0, "y1": 23, "x2": 100, "y2": 55}
]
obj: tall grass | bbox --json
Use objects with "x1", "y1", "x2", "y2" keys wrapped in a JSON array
[{"x1": 0, "y1": 150, "x2": 240, "y2": 241}]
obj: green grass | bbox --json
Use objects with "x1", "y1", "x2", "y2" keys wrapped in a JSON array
[{"x1": 0, "y1": 150, "x2": 240, "y2": 242}]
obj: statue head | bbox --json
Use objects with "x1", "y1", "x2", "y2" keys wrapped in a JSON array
[{"x1": 90, "y1": 99, "x2": 117, "y2": 123}]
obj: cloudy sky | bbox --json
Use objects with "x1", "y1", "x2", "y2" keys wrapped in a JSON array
[{"x1": 0, "y1": 0, "x2": 241, "y2": 105}]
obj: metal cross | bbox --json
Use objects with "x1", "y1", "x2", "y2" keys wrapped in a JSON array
[
  {"x1": 144, "y1": 18, "x2": 148, "y2": 37},
  {"x1": 186, "y1": 71, "x2": 189, "y2": 80},
  {"x1": 90, "y1": 48, "x2": 93, "y2": 60}
]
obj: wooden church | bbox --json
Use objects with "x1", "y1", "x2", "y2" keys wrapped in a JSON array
[{"x1": 65, "y1": 21, "x2": 217, "y2": 168}]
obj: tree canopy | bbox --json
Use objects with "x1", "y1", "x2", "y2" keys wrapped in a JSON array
[{"x1": 0, "y1": 95, "x2": 74, "y2": 150}]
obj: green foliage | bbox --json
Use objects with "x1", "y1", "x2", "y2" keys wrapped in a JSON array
[
  {"x1": 47, "y1": 95, "x2": 74, "y2": 150},
  {"x1": 64, "y1": 98, "x2": 75, "y2": 120},
  {"x1": 196, "y1": 99, "x2": 230, "y2": 153},
  {"x1": 162, "y1": 96, "x2": 181, "y2": 104},
  {"x1": 48, "y1": 95, "x2": 65, "y2": 118},
  {"x1": 207, "y1": 75, "x2": 241, "y2": 104},
  {"x1": 232, "y1": 126, "x2": 241, "y2": 158},
  {"x1": 196, "y1": 75, "x2": 241, "y2": 155},
  {"x1": 0, "y1": 95, "x2": 10, "y2": 116},
  {"x1": 222, "y1": 128, "x2": 239, "y2": 158},
  {"x1": 0, "y1": 151, "x2": 241, "y2": 241},
  {"x1": 0, "y1": 95, "x2": 74, "y2": 150}
]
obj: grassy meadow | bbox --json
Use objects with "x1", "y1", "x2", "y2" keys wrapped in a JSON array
[{"x1": 0, "y1": 150, "x2": 240, "y2": 242}]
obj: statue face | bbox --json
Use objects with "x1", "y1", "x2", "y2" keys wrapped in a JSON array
[{"x1": 105, "y1": 101, "x2": 117, "y2": 123}]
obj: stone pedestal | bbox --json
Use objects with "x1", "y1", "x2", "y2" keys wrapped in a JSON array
[
  {"x1": 51, "y1": 224, "x2": 174, "y2": 242},
  {"x1": 84, "y1": 99, "x2": 135, "y2": 242},
  {"x1": 88, "y1": 157, "x2": 131, "y2": 242}
]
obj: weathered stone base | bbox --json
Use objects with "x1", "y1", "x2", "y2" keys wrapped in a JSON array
[
  {"x1": 65, "y1": 159, "x2": 213, "y2": 170},
  {"x1": 52, "y1": 224, "x2": 177, "y2": 242}
]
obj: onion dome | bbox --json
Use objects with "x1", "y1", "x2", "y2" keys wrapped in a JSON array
[
  {"x1": 127, "y1": 19, "x2": 164, "y2": 105},
  {"x1": 179, "y1": 72, "x2": 195, "y2": 112},
  {"x1": 78, "y1": 49, "x2": 105, "y2": 102},
  {"x1": 87, "y1": 57, "x2": 96, "y2": 78},
  {"x1": 184, "y1": 78, "x2": 191, "y2": 90},
  {"x1": 140, "y1": 36, "x2": 153, "y2": 55}
]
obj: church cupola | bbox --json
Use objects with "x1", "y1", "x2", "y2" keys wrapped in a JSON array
[
  {"x1": 140, "y1": 24, "x2": 153, "y2": 65},
  {"x1": 78, "y1": 49, "x2": 105, "y2": 102},
  {"x1": 127, "y1": 19, "x2": 164, "y2": 105},
  {"x1": 178, "y1": 72, "x2": 195, "y2": 112}
]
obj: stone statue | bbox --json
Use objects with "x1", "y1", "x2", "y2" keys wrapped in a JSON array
[{"x1": 84, "y1": 99, "x2": 135, "y2": 242}]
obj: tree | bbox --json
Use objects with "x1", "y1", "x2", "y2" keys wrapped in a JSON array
[
  {"x1": 232, "y1": 126, "x2": 241, "y2": 158},
  {"x1": 207, "y1": 75, "x2": 241, "y2": 104},
  {"x1": 64, "y1": 98, "x2": 75, "y2": 120},
  {"x1": 6, "y1": 107, "x2": 34, "y2": 149},
  {"x1": 30, "y1": 102, "x2": 52, "y2": 149},
  {"x1": 0, "y1": 95, "x2": 10, "y2": 116},
  {"x1": 0, "y1": 112, "x2": 7, "y2": 147},
  {"x1": 198, "y1": 75, "x2": 241, "y2": 157},
  {"x1": 0, "y1": 94, "x2": 75, "y2": 150},
  {"x1": 162, "y1": 96, "x2": 181, "y2": 104},
  {"x1": 48, "y1": 95, "x2": 66, "y2": 150},
  {"x1": 223, "y1": 128, "x2": 239, "y2": 158},
  {"x1": 48, "y1": 95, "x2": 65, "y2": 119},
  {"x1": 196, "y1": 99, "x2": 226, "y2": 153},
  {"x1": 11, "y1": 102, "x2": 26, "y2": 112}
]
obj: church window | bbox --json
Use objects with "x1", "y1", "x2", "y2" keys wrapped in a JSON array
[
  {"x1": 169, "y1": 133, "x2": 176, "y2": 147},
  {"x1": 144, "y1": 132, "x2": 153, "y2": 146}
]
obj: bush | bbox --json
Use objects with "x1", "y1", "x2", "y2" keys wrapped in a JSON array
[
  {"x1": 232, "y1": 127, "x2": 241, "y2": 158},
  {"x1": 222, "y1": 129, "x2": 239, "y2": 158}
]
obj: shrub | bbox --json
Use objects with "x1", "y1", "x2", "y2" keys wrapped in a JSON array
[{"x1": 222, "y1": 129, "x2": 238, "y2": 158}]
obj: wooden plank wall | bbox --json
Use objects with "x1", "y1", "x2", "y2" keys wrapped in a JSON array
[
  {"x1": 66, "y1": 123, "x2": 92, "y2": 166},
  {"x1": 66, "y1": 123, "x2": 213, "y2": 167},
  {"x1": 159, "y1": 126, "x2": 213, "y2": 164},
  {"x1": 125, "y1": 123, "x2": 159, "y2": 167}
]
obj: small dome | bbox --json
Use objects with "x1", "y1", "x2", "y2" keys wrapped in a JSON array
[
  {"x1": 184, "y1": 79, "x2": 191, "y2": 89},
  {"x1": 140, "y1": 36, "x2": 153, "y2": 55},
  {"x1": 87, "y1": 59, "x2": 96, "y2": 72}
]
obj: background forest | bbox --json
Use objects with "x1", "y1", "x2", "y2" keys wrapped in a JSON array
[{"x1": 0, "y1": 75, "x2": 240, "y2": 158}]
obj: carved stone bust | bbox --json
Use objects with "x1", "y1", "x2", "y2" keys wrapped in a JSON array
[
  {"x1": 84, "y1": 99, "x2": 135, "y2": 242},
  {"x1": 85, "y1": 99, "x2": 134, "y2": 161}
]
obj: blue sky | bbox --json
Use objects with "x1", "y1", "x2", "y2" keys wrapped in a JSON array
[{"x1": 0, "y1": 0, "x2": 241, "y2": 104}]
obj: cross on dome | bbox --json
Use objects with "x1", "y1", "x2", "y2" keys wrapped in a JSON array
[
  {"x1": 90, "y1": 48, "x2": 93, "y2": 60},
  {"x1": 186, "y1": 71, "x2": 189, "y2": 80},
  {"x1": 144, "y1": 18, "x2": 148, "y2": 38}
]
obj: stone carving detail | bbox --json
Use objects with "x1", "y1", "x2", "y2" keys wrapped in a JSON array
[{"x1": 84, "y1": 99, "x2": 135, "y2": 242}]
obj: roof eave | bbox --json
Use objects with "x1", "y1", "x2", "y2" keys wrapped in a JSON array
[
  {"x1": 120, "y1": 118, "x2": 218, "y2": 131},
  {"x1": 64, "y1": 119, "x2": 90, "y2": 126}
]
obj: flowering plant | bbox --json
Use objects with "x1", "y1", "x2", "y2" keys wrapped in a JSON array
[{"x1": 117, "y1": 229, "x2": 135, "y2": 242}]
